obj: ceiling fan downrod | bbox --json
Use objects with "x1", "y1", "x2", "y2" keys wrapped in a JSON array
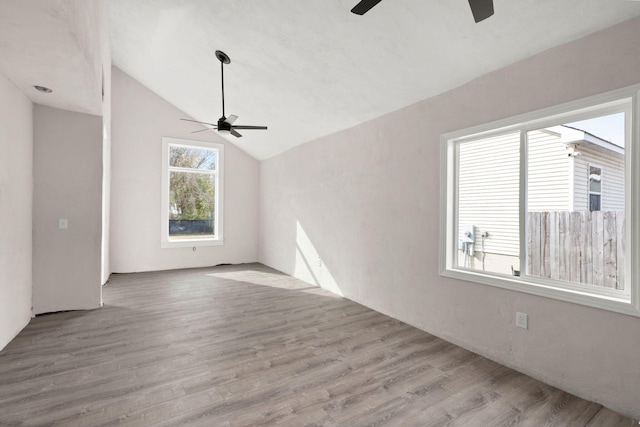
[{"x1": 215, "y1": 50, "x2": 231, "y2": 119}]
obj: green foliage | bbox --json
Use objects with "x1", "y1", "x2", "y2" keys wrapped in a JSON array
[
  {"x1": 169, "y1": 146, "x2": 216, "y2": 220},
  {"x1": 170, "y1": 146, "x2": 216, "y2": 170}
]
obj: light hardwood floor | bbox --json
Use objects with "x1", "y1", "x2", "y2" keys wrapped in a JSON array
[{"x1": 0, "y1": 263, "x2": 635, "y2": 426}]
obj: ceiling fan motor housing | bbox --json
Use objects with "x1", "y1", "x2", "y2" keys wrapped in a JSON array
[{"x1": 217, "y1": 117, "x2": 231, "y2": 133}]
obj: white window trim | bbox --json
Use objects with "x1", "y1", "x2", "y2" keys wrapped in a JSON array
[
  {"x1": 439, "y1": 84, "x2": 640, "y2": 317},
  {"x1": 161, "y1": 137, "x2": 224, "y2": 248}
]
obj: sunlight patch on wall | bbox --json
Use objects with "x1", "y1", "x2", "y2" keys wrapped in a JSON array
[{"x1": 296, "y1": 221, "x2": 343, "y2": 296}]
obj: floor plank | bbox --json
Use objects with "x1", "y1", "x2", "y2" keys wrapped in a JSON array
[{"x1": 0, "y1": 263, "x2": 635, "y2": 426}]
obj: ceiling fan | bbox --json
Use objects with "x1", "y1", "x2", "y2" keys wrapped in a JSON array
[
  {"x1": 181, "y1": 50, "x2": 267, "y2": 138},
  {"x1": 351, "y1": 0, "x2": 494, "y2": 23}
]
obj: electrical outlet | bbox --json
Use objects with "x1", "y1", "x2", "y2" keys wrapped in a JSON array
[
  {"x1": 317, "y1": 257, "x2": 322, "y2": 267},
  {"x1": 516, "y1": 312, "x2": 528, "y2": 329},
  {"x1": 58, "y1": 218, "x2": 68, "y2": 229}
]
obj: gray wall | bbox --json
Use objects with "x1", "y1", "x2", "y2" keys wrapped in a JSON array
[
  {"x1": 33, "y1": 105, "x2": 103, "y2": 314},
  {"x1": 259, "y1": 17, "x2": 640, "y2": 418},
  {"x1": 110, "y1": 67, "x2": 259, "y2": 273},
  {"x1": 0, "y1": 72, "x2": 33, "y2": 350}
]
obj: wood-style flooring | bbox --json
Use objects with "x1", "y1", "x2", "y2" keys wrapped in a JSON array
[{"x1": 0, "y1": 263, "x2": 635, "y2": 426}]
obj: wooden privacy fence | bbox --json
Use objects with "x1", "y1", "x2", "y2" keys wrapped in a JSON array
[{"x1": 527, "y1": 211, "x2": 625, "y2": 290}]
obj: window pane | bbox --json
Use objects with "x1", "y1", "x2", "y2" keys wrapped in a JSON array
[
  {"x1": 457, "y1": 132, "x2": 520, "y2": 275},
  {"x1": 169, "y1": 171, "x2": 215, "y2": 239},
  {"x1": 589, "y1": 166, "x2": 602, "y2": 193},
  {"x1": 526, "y1": 116, "x2": 625, "y2": 290},
  {"x1": 589, "y1": 194, "x2": 601, "y2": 212},
  {"x1": 169, "y1": 146, "x2": 216, "y2": 170}
]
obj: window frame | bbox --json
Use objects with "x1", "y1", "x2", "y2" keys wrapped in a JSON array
[
  {"x1": 440, "y1": 85, "x2": 640, "y2": 316},
  {"x1": 161, "y1": 137, "x2": 224, "y2": 248},
  {"x1": 588, "y1": 163, "x2": 602, "y2": 212}
]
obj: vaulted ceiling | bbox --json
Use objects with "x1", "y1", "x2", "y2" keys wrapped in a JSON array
[
  {"x1": 2, "y1": 1, "x2": 640, "y2": 159},
  {"x1": 0, "y1": 0, "x2": 107, "y2": 116}
]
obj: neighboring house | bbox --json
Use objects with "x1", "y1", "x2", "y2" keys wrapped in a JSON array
[
  {"x1": 457, "y1": 125, "x2": 625, "y2": 275},
  {"x1": 529, "y1": 125, "x2": 625, "y2": 212}
]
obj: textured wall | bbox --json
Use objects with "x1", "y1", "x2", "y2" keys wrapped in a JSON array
[
  {"x1": 0, "y1": 72, "x2": 33, "y2": 350},
  {"x1": 259, "y1": 17, "x2": 640, "y2": 418},
  {"x1": 110, "y1": 67, "x2": 259, "y2": 273}
]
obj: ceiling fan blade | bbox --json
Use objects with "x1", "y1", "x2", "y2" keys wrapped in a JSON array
[
  {"x1": 180, "y1": 118, "x2": 218, "y2": 127},
  {"x1": 351, "y1": 0, "x2": 383, "y2": 15},
  {"x1": 225, "y1": 114, "x2": 238, "y2": 125},
  {"x1": 230, "y1": 129, "x2": 243, "y2": 138},
  {"x1": 191, "y1": 127, "x2": 217, "y2": 134},
  {"x1": 468, "y1": 0, "x2": 494, "y2": 23},
  {"x1": 232, "y1": 125, "x2": 268, "y2": 130}
]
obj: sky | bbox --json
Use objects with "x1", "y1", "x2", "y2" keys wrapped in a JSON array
[{"x1": 565, "y1": 112, "x2": 625, "y2": 148}]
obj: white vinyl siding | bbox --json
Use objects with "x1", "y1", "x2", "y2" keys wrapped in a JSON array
[
  {"x1": 458, "y1": 128, "x2": 625, "y2": 262},
  {"x1": 458, "y1": 132, "x2": 520, "y2": 257},
  {"x1": 527, "y1": 129, "x2": 571, "y2": 212},
  {"x1": 572, "y1": 148, "x2": 624, "y2": 211}
]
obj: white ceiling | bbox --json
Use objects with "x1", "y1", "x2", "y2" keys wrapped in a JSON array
[
  {"x1": 0, "y1": 0, "x2": 106, "y2": 116},
  {"x1": 1, "y1": 1, "x2": 640, "y2": 160}
]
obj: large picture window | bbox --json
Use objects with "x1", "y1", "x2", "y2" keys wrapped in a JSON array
[
  {"x1": 161, "y1": 137, "x2": 224, "y2": 247},
  {"x1": 440, "y1": 86, "x2": 640, "y2": 316}
]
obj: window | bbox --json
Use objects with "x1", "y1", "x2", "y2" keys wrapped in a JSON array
[
  {"x1": 161, "y1": 137, "x2": 223, "y2": 247},
  {"x1": 440, "y1": 86, "x2": 640, "y2": 316},
  {"x1": 588, "y1": 165, "x2": 602, "y2": 212}
]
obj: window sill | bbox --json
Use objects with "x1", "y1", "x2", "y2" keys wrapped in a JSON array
[
  {"x1": 161, "y1": 239, "x2": 224, "y2": 249},
  {"x1": 440, "y1": 267, "x2": 639, "y2": 317}
]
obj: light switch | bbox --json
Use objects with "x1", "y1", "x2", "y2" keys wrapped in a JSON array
[{"x1": 58, "y1": 218, "x2": 68, "y2": 229}]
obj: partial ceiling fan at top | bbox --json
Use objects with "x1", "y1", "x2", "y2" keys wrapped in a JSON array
[
  {"x1": 181, "y1": 50, "x2": 267, "y2": 138},
  {"x1": 351, "y1": 0, "x2": 494, "y2": 23}
]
